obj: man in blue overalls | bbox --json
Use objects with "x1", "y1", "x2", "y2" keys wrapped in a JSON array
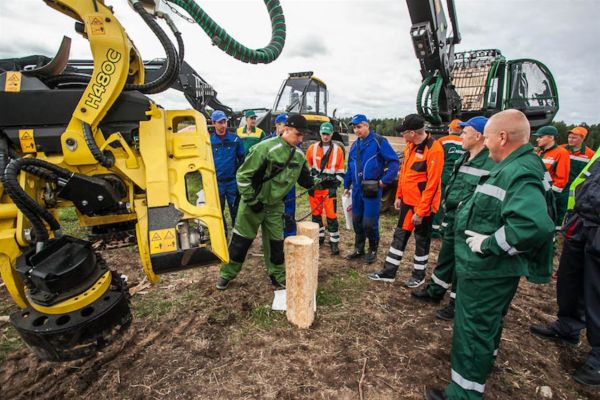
[
  {"x1": 210, "y1": 110, "x2": 245, "y2": 235},
  {"x1": 344, "y1": 114, "x2": 399, "y2": 263}
]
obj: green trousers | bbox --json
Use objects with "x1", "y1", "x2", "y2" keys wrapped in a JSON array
[
  {"x1": 555, "y1": 189, "x2": 569, "y2": 229},
  {"x1": 445, "y1": 276, "x2": 520, "y2": 399},
  {"x1": 432, "y1": 184, "x2": 448, "y2": 235},
  {"x1": 426, "y1": 220, "x2": 457, "y2": 300},
  {"x1": 219, "y1": 200, "x2": 285, "y2": 284}
]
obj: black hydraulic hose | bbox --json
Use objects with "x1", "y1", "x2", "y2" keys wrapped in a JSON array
[
  {"x1": 83, "y1": 122, "x2": 114, "y2": 168},
  {"x1": 4, "y1": 158, "x2": 64, "y2": 233},
  {"x1": 0, "y1": 136, "x2": 8, "y2": 184},
  {"x1": 42, "y1": 73, "x2": 91, "y2": 88},
  {"x1": 125, "y1": 1, "x2": 179, "y2": 94}
]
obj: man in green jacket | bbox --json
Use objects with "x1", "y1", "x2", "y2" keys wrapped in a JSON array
[
  {"x1": 425, "y1": 109, "x2": 555, "y2": 400},
  {"x1": 412, "y1": 116, "x2": 496, "y2": 321},
  {"x1": 217, "y1": 115, "x2": 314, "y2": 290},
  {"x1": 530, "y1": 147, "x2": 600, "y2": 387}
]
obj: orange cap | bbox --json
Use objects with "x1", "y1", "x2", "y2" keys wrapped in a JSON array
[
  {"x1": 569, "y1": 126, "x2": 588, "y2": 138},
  {"x1": 448, "y1": 119, "x2": 462, "y2": 133}
]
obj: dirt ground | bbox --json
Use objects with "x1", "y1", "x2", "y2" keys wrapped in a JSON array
[
  {"x1": 0, "y1": 223, "x2": 597, "y2": 400},
  {"x1": 0, "y1": 135, "x2": 597, "y2": 399}
]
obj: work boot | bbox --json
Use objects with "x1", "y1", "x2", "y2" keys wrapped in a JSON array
[
  {"x1": 424, "y1": 387, "x2": 448, "y2": 400},
  {"x1": 436, "y1": 299, "x2": 455, "y2": 321},
  {"x1": 346, "y1": 234, "x2": 366, "y2": 260},
  {"x1": 367, "y1": 270, "x2": 395, "y2": 283},
  {"x1": 530, "y1": 322, "x2": 580, "y2": 346},
  {"x1": 405, "y1": 271, "x2": 426, "y2": 288},
  {"x1": 269, "y1": 275, "x2": 286, "y2": 290},
  {"x1": 411, "y1": 288, "x2": 442, "y2": 304},
  {"x1": 216, "y1": 277, "x2": 230, "y2": 290},
  {"x1": 330, "y1": 241, "x2": 340, "y2": 255},
  {"x1": 572, "y1": 364, "x2": 600, "y2": 387},
  {"x1": 365, "y1": 240, "x2": 378, "y2": 264},
  {"x1": 319, "y1": 237, "x2": 325, "y2": 246}
]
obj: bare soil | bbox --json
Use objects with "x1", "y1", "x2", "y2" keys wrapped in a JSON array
[{"x1": 0, "y1": 227, "x2": 597, "y2": 400}]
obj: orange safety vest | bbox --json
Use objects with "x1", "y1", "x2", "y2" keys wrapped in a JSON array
[
  {"x1": 396, "y1": 136, "x2": 444, "y2": 217},
  {"x1": 306, "y1": 142, "x2": 345, "y2": 184},
  {"x1": 537, "y1": 145, "x2": 571, "y2": 193}
]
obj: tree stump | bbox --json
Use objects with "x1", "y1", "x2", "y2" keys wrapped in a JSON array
[
  {"x1": 297, "y1": 221, "x2": 320, "y2": 293},
  {"x1": 285, "y1": 235, "x2": 317, "y2": 328}
]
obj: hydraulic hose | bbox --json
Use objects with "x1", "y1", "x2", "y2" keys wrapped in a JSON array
[
  {"x1": 125, "y1": 1, "x2": 180, "y2": 94},
  {"x1": 166, "y1": 0, "x2": 286, "y2": 64},
  {"x1": 4, "y1": 158, "x2": 68, "y2": 233},
  {"x1": 83, "y1": 122, "x2": 114, "y2": 168}
]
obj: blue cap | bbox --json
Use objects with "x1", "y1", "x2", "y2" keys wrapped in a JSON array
[
  {"x1": 274, "y1": 114, "x2": 287, "y2": 124},
  {"x1": 211, "y1": 110, "x2": 227, "y2": 122},
  {"x1": 351, "y1": 114, "x2": 369, "y2": 125},
  {"x1": 458, "y1": 116, "x2": 488, "y2": 134}
]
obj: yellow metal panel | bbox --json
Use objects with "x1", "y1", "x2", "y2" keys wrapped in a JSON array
[
  {"x1": 172, "y1": 136, "x2": 200, "y2": 159},
  {"x1": 0, "y1": 230, "x2": 28, "y2": 309},
  {"x1": 139, "y1": 104, "x2": 170, "y2": 207},
  {"x1": 134, "y1": 199, "x2": 160, "y2": 284},
  {"x1": 304, "y1": 115, "x2": 330, "y2": 122},
  {"x1": 28, "y1": 271, "x2": 111, "y2": 315}
]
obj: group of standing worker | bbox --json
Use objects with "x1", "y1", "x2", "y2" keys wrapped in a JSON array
[{"x1": 206, "y1": 106, "x2": 600, "y2": 398}]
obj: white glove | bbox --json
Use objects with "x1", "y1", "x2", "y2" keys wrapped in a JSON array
[{"x1": 465, "y1": 230, "x2": 489, "y2": 254}]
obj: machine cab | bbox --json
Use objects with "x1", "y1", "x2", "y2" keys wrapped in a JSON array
[
  {"x1": 273, "y1": 71, "x2": 328, "y2": 117},
  {"x1": 505, "y1": 59, "x2": 559, "y2": 130}
]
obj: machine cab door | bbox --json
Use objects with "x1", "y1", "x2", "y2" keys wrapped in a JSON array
[
  {"x1": 505, "y1": 59, "x2": 559, "y2": 130},
  {"x1": 273, "y1": 72, "x2": 328, "y2": 116}
]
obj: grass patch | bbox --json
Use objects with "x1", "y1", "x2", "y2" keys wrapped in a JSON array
[
  {"x1": 247, "y1": 305, "x2": 286, "y2": 331},
  {"x1": 58, "y1": 207, "x2": 87, "y2": 238},
  {"x1": 0, "y1": 299, "x2": 23, "y2": 363},
  {"x1": 317, "y1": 268, "x2": 367, "y2": 307}
]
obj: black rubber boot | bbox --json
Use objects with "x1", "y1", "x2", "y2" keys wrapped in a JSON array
[
  {"x1": 330, "y1": 241, "x2": 340, "y2": 255},
  {"x1": 346, "y1": 234, "x2": 366, "y2": 259},
  {"x1": 365, "y1": 240, "x2": 378, "y2": 264}
]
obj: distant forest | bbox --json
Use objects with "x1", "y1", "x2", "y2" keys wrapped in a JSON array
[{"x1": 341, "y1": 118, "x2": 600, "y2": 151}]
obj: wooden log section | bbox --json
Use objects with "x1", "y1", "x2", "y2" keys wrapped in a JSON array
[
  {"x1": 296, "y1": 221, "x2": 320, "y2": 293},
  {"x1": 285, "y1": 235, "x2": 317, "y2": 329}
]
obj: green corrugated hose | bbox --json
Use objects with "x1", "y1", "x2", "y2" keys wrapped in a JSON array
[{"x1": 166, "y1": 0, "x2": 286, "y2": 64}]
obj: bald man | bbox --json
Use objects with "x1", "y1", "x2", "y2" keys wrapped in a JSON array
[{"x1": 425, "y1": 110, "x2": 555, "y2": 400}]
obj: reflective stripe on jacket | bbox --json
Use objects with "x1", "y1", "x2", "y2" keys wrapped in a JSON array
[
  {"x1": 438, "y1": 135, "x2": 465, "y2": 185},
  {"x1": 237, "y1": 126, "x2": 266, "y2": 154},
  {"x1": 306, "y1": 142, "x2": 345, "y2": 184},
  {"x1": 560, "y1": 144, "x2": 595, "y2": 185},
  {"x1": 396, "y1": 136, "x2": 444, "y2": 217},
  {"x1": 537, "y1": 144, "x2": 571, "y2": 193},
  {"x1": 454, "y1": 143, "x2": 555, "y2": 281}
]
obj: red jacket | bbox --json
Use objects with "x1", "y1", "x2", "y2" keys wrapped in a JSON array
[{"x1": 396, "y1": 136, "x2": 444, "y2": 216}]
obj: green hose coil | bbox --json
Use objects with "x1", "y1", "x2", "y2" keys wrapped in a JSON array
[{"x1": 166, "y1": 0, "x2": 286, "y2": 64}]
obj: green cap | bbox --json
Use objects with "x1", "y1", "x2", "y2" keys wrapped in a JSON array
[
  {"x1": 533, "y1": 125, "x2": 558, "y2": 137},
  {"x1": 245, "y1": 110, "x2": 257, "y2": 118},
  {"x1": 320, "y1": 122, "x2": 334, "y2": 135}
]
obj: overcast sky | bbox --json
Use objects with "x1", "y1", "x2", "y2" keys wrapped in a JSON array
[{"x1": 1, "y1": 0, "x2": 598, "y2": 123}]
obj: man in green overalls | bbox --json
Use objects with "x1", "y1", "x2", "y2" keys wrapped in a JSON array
[
  {"x1": 412, "y1": 116, "x2": 496, "y2": 321},
  {"x1": 425, "y1": 109, "x2": 555, "y2": 400},
  {"x1": 217, "y1": 115, "x2": 314, "y2": 290}
]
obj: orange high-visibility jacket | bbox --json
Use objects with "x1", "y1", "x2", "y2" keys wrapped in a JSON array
[
  {"x1": 559, "y1": 144, "x2": 595, "y2": 184},
  {"x1": 538, "y1": 145, "x2": 571, "y2": 193},
  {"x1": 396, "y1": 136, "x2": 444, "y2": 217},
  {"x1": 306, "y1": 142, "x2": 345, "y2": 185}
]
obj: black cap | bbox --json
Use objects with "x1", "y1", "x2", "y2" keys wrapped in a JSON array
[
  {"x1": 286, "y1": 114, "x2": 310, "y2": 133},
  {"x1": 395, "y1": 113, "x2": 425, "y2": 133}
]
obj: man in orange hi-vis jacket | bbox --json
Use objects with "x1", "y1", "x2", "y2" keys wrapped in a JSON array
[
  {"x1": 306, "y1": 122, "x2": 345, "y2": 255},
  {"x1": 368, "y1": 114, "x2": 444, "y2": 288},
  {"x1": 534, "y1": 125, "x2": 571, "y2": 229}
]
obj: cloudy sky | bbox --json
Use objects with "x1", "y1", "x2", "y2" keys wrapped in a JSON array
[{"x1": 1, "y1": 0, "x2": 598, "y2": 123}]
